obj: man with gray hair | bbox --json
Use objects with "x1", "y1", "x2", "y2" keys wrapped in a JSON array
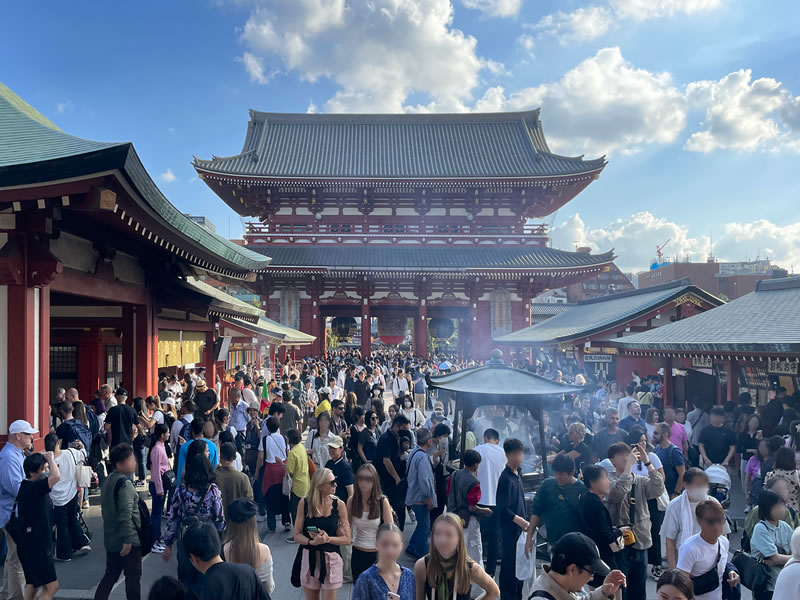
[
  {"x1": 0, "y1": 420, "x2": 39, "y2": 599},
  {"x1": 405, "y1": 428, "x2": 436, "y2": 559}
]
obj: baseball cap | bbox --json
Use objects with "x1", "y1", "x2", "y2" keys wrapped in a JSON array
[
  {"x1": 162, "y1": 397, "x2": 176, "y2": 406},
  {"x1": 9, "y1": 420, "x2": 38, "y2": 435},
  {"x1": 115, "y1": 387, "x2": 128, "y2": 397},
  {"x1": 326, "y1": 435, "x2": 344, "y2": 449},
  {"x1": 551, "y1": 533, "x2": 610, "y2": 578}
]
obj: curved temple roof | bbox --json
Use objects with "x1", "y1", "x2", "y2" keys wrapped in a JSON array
[
  {"x1": 0, "y1": 83, "x2": 270, "y2": 275},
  {"x1": 193, "y1": 110, "x2": 606, "y2": 180}
]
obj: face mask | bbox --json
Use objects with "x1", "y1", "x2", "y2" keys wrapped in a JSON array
[{"x1": 687, "y1": 486, "x2": 708, "y2": 502}]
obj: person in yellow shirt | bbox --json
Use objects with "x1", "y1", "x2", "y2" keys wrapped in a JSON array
[
  {"x1": 314, "y1": 391, "x2": 332, "y2": 418},
  {"x1": 286, "y1": 428, "x2": 310, "y2": 542}
]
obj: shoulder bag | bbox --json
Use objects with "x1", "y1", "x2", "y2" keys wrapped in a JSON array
[
  {"x1": 731, "y1": 549, "x2": 769, "y2": 592},
  {"x1": 71, "y1": 448, "x2": 93, "y2": 489},
  {"x1": 691, "y1": 542, "x2": 722, "y2": 595}
]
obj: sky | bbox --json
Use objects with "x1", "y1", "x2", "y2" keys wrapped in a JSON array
[{"x1": 2, "y1": 0, "x2": 800, "y2": 274}]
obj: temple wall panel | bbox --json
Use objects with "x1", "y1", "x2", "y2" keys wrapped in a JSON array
[{"x1": 0, "y1": 285, "x2": 7, "y2": 435}]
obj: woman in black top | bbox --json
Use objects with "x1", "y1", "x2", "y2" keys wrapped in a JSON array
[
  {"x1": 579, "y1": 465, "x2": 622, "y2": 588},
  {"x1": 348, "y1": 407, "x2": 366, "y2": 469},
  {"x1": 357, "y1": 411, "x2": 379, "y2": 469}
]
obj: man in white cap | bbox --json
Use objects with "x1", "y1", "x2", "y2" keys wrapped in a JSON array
[{"x1": 0, "y1": 419, "x2": 38, "y2": 599}]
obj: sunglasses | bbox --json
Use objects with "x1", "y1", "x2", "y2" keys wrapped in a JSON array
[{"x1": 324, "y1": 478, "x2": 338, "y2": 487}]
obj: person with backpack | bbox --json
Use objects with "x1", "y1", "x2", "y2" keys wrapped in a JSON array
[
  {"x1": 55, "y1": 401, "x2": 92, "y2": 452},
  {"x1": 171, "y1": 400, "x2": 196, "y2": 455},
  {"x1": 95, "y1": 443, "x2": 143, "y2": 600}
]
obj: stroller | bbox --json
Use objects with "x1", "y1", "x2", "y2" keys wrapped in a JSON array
[{"x1": 705, "y1": 464, "x2": 738, "y2": 532}]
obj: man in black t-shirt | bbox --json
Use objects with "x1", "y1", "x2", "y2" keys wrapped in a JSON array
[
  {"x1": 105, "y1": 401, "x2": 138, "y2": 448},
  {"x1": 375, "y1": 414, "x2": 411, "y2": 530},
  {"x1": 324, "y1": 436, "x2": 354, "y2": 503},
  {"x1": 698, "y1": 406, "x2": 737, "y2": 467},
  {"x1": 193, "y1": 380, "x2": 219, "y2": 419},
  {"x1": 183, "y1": 521, "x2": 269, "y2": 600}
]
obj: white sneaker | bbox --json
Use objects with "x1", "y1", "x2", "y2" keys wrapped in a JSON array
[
  {"x1": 408, "y1": 509, "x2": 416, "y2": 523},
  {"x1": 151, "y1": 543, "x2": 164, "y2": 554},
  {"x1": 257, "y1": 514, "x2": 266, "y2": 523}
]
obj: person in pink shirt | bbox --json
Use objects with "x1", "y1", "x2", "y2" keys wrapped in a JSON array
[
  {"x1": 664, "y1": 407, "x2": 688, "y2": 456},
  {"x1": 147, "y1": 423, "x2": 172, "y2": 554}
]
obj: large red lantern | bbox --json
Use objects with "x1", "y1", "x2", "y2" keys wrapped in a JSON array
[
  {"x1": 331, "y1": 317, "x2": 357, "y2": 338},
  {"x1": 429, "y1": 317, "x2": 455, "y2": 339},
  {"x1": 377, "y1": 317, "x2": 407, "y2": 345}
]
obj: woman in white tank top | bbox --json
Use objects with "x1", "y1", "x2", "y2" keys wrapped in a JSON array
[{"x1": 347, "y1": 463, "x2": 394, "y2": 583}]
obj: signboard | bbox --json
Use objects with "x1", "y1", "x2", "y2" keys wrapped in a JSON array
[
  {"x1": 584, "y1": 354, "x2": 613, "y2": 363},
  {"x1": 565, "y1": 349, "x2": 574, "y2": 359},
  {"x1": 691, "y1": 356, "x2": 713, "y2": 369},
  {"x1": 767, "y1": 359, "x2": 799, "y2": 375}
]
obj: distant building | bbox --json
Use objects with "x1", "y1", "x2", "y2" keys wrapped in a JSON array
[
  {"x1": 566, "y1": 257, "x2": 634, "y2": 302},
  {"x1": 184, "y1": 214, "x2": 216, "y2": 233},
  {"x1": 637, "y1": 258, "x2": 788, "y2": 300}
]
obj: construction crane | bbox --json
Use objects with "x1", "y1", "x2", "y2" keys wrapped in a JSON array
[{"x1": 656, "y1": 239, "x2": 671, "y2": 265}]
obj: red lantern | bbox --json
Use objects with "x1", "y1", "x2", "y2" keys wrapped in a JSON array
[{"x1": 377, "y1": 317, "x2": 407, "y2": 345}]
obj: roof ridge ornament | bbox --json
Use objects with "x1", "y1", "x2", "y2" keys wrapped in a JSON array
[{"x1": 487, "y1": 348, "x2": 505, "y2": 366}]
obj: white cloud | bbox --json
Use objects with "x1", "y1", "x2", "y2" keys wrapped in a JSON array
[
  {"x1": 461, "y1": 0, "x2": 522, "y2": 18},
  {"x1": 516, "y1": 33, "x2": 535, "y2": 58},
  {"x1": 306, "y1": 101, "x2": 318, "y2": 114},
  {"x1": 239, "y1": 51, "x2": 273, "y2": 84},
  {"x1": 532, "y1": 6, "x2": 614, "y2": 43},
  {"x1": 238, "y1": 0, "x2": 487, "y2": 112},
  {"x1": 474, "y1": 47, "x2": 687, "y2": 156},
  {"x1": 159, "y1": 168, "x2": 177, "y2": 183},
  {"x1": 685, "y1": 69, "x2": 800, "y2": 153},
  {"x1": 551, "y1": 212, "x2": 800, "y2": 273},
  {"x1": 56, "y1": 99, "x2": 72, "y2": 113},
  {"x1": 609, "y1": 0, "x2": 722, "y2": 21}
]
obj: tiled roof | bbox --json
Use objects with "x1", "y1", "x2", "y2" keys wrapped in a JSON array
[
  {"x1": 229, "y1": 316, "x2": 315, "y2": 346},
  {"x1": 0, "y1": 83, "x2": 269, "y2": 275},
  {"x1": 193, "y1": 110, "x2": 606, "y2": 179},
  {"x1": 248, "y1": 245, "x2": 614, "y2": 271},
  {"x1": 182, "y1": 277, "x2": 264, "y2": 319},
  {"x1": 530, "y1": 303, "x2": 575, "y2": 316},
  {"x1": 495, "y1": 279, "x2": 723, "y2": 345},
  {"x1": 614, "y1": 277, "x2": 800, "y2": 354}
]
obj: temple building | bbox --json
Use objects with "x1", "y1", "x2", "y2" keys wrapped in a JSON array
[
  {"x1": 195, "y1": 110, "x2": 615, "y2": 359},
  {"x1": 0, "y1": 85, "x2": 308, "y2": 442}
]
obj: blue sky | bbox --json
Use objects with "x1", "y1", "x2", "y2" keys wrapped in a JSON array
[{"x1": 2, "y1": 0, "x2": 799, "y2": 273}]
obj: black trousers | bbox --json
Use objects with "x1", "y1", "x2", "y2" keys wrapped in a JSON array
[
  {"x1": 648, "y1": 497, "x2": 665, "y2": 567},
  {"x1": 499, "y1": 528, "x2": 522, "y2": 600},
  {"x1": 53, "y1": 492, "x2": 90, "y2": 560},
  {"x1": 93, "y1": 547, "x2": 142, "y2": 600},
  {"x1": 383, "y1": 479, "x2": 407, "y2": 531},
  {"x1": 351, "y1": 547, "x2": 377, "y2": 584},
  {"x1": 479, "y1": 506, "x2": 499, "y2": 576}
]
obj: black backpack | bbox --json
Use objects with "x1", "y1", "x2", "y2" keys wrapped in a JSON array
[{"x1": 113, "y1": 477, "x2": 152, "y2": 556}]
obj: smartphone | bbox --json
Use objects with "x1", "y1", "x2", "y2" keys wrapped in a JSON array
[
  {"x1": 306, "y1": 526, "x2": 319, "y2": 533},
  {"x1": 388, "y1": 593, "x2": 401, "y2": 600}
]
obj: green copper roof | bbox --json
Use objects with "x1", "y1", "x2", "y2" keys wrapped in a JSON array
[
  {"x1": 0, "y1": 83, "x2": 270, "y2": 275},
  {"x1": 194, "y1": 110, "x2": 606, "y2": 179}
]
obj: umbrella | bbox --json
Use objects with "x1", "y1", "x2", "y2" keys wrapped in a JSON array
[{"x1": 438, "y1": 361, "x2": 453, "y2": 370}]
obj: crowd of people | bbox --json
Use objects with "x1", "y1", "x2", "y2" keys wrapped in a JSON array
[{"x1": 2, "y1": 352, "x2": 800, "y2": 600}]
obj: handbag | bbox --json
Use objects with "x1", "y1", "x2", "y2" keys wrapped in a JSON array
[
  {"x1": 691, "y1": 542, "x2": 722, "y2": 595},
  {"x1": 282, "y1": 469, "x2": 293, "y2": 496},
  {"x1": 71, "y1": 449, "x2": 93, "y2": 489},
  {"x1": 731, "y1": 550, "x2": 770, "y2": 592}
]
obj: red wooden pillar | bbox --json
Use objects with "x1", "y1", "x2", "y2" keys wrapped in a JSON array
[
  {"x1": 415, "y1": 304, "x2": 428, "y2": 357},
  {"x1": 134, "y1": 300, "x2": 154, "y2": 398},
  {"x1": 122, "y1": 305, "x2": 134, "y2": 392},
  {"x1": 663, "y1": 356, "x2": 673, "y2": 407},
  {"x1": 38, "y1": 287, "x2": 50, "y2": 435},
  {"x1": 7, "y1": 285, "x2": 37, "y2": 430},
  {"x1": 360, "y1": 301, "x2": 371, "y2": 358},
  {"x1": 726, "y1": 358, "x2": 739, "y2": 403},
  {"x1": 318, "y1": 315, "x2": 327, "y2": 359},
  {"x1": 203, "y1": 329, "x2": 215, "y2": 375}
]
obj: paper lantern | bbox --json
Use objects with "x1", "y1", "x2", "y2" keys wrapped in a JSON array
[
  {"x1": 377, "y1": 317, "x2": 407, "y2": 345},
  {"x1": 429, "y1": 317, "x2": 455, "y2": 339},
  {"x1": 332, "y1": 317, "x2": 356, "y2": 338}
]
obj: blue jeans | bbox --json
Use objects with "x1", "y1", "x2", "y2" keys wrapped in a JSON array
[
  {"x1": 407, "y1": 504, "x2": 431, "y2": 558},
  {"x1": 617, "y1": 546, "x2": 647, "y2": 600},
  {"x1": 149, "y1": 482, "x2": 165, "y2": 544}
]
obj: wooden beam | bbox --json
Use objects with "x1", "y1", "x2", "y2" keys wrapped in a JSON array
[
  {"x1": 156, "y1": 318, "x2": 213, "y2": 332},
  {"x1": 50, "y1": 270, "x2": 149, "y2": 305}
]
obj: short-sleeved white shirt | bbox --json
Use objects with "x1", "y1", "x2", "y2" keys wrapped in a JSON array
[{"x1": 676, "y1": 533, "x2": 728, "y2": 600}]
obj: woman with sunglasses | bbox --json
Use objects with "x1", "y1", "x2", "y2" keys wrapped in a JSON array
[
  {"x1": 357, "y1": 411, "x2": 380, "y2": 472},
  {"x1": 293, "y1": 467, "x2": 351, "y2": 600},
  {"x1": 352, "y1": 523, "x2": 415, "y2": 600},
  {"x1": 414, "y1": 513, "x2": 499, "y2": 600},
  {"x1": 348, "y1": 464, "x2": 394, "y2": 582},
  {"x1": 676, "y1": 500, "x2": 739, "y2": 600}
]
